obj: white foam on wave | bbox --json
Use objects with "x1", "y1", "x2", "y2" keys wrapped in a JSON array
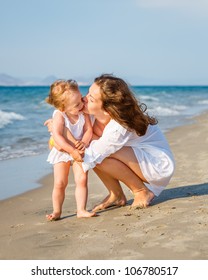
[
  {"x1": 172, "y1": 105, "x2": 187, "y2": 110},
  {"x1": 149, "y1": 104, "x2": 188, "y2": 117},
  {"x1": 0, "y1": 145, "x2": 39, "y2": 161},
  {"x1": 150, "y1": 106, "x2": 179, "y2": 116},
  {"x1": 0, "y1": 141, "x2": 47, "y2": 161},
  {"x1": 139, "y1": 95, "x2": 159, "y2": 102},
  {"x1": 0, "y1": 110, "x2": 25, "y2": 129},
  {"x1": 198, "y1": 99, "x2": 208, "y2": 105}
]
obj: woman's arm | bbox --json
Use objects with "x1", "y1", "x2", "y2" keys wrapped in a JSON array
[{"x1": 82, "y1": 120, "x2": 132, "y2": 172}]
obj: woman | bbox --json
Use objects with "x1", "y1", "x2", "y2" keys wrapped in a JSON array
[{"x1": 45, "y1": 74, "x2": 175, "y2": 211}]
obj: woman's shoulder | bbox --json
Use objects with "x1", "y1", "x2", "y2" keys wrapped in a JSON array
[{"x1": 106, "y1": 119, "x2": 127, "y2": 135}]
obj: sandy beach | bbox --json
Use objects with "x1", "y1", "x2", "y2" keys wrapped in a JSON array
[{"x1": 0, "y1": 112, "x2": 208, "y2": 260}]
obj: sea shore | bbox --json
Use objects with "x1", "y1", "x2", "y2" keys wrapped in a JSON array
[{"x1": 0, "y1": 112, "x2": 208, "y2": 260}]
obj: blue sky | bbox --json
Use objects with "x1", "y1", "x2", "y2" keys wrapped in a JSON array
[{"x1": 0, "y1": 0, "x2": 208, "y2": 85}]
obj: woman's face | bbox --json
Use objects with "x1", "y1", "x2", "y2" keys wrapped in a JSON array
[{"x1": 83, "y1": 83, "x2": 104, "y2": 116}]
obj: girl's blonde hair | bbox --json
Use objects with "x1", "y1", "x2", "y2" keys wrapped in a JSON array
[
  {"x1": 94, "y1": 74, "x2": 158, "y2": 136},
  {"x1": 45, "y1": 79, "x2": 78, "y2": 111}
]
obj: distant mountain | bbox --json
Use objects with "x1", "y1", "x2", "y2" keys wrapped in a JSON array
[
  {"x1": 0, "y1": 73, "x2": 24, "y2": 86},
  {"x1": 39, "y1": 75, "x2": 57, "y2": 85},
  {"x1": 0, "y1": 73, "x2": 90, "y2": 86},
  {"x1": 0, "y1": 73, "x2": 58, "y2": 86}
]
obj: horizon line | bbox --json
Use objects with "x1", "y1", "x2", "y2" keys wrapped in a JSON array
[{"x1": 1, "y1": 84, "x2": 208, "y2": 87}]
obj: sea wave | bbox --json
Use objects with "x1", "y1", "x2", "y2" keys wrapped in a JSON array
[
  {"x1": 0, "y1": 150, "x2": 38, "y2": 161},
  {"x1": 149, "y1": 105, "x2": 188, "y2": 116},
  {"x1": 0, "y1": 110, "x2": 25, "y2": 129},
  {"x1": 198, "y1": 99, "x2": 208, "y2": 105},
  {"x1": 0, "y1": 142, "x2": 47, "y2": 161},
  {"x1": 139, "y1": 95, "x2": 159, "y2": 102}
]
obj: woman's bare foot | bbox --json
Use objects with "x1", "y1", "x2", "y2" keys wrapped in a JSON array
[
  {"x1": 46, "y1": 212, "x2": 61, "y2": 221},
  {"x1": 77, "y1": 210, "x2": 97, "y2": 218},
  {"x1": 92, "y1": 194, "x2": 127, "y2": 212},
  {"x1": 130, "y1": 189, "x2": 155, "y2": 209}
]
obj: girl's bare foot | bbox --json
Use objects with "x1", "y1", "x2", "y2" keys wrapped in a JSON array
[
  {"x1": 46, "y1": 212, "x2": 61, "y2": 221},
  {"x1": 92, "y1": 194, "x2": 127, "y2": 212},
  {"x1": 77, "y1": 210, "x2": 97, "y2": 218},
  {"x1": 130, "y1": 189, "x2": 155, "y2": 209}
]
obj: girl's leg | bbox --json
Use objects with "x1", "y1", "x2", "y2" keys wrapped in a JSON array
[
  {"x1": 46, "y1": 161, "x2": 70, "y2": 221},
  {"x1": 92, "y1": 167, "x2": 127, "y2": 211},
  {"x1": 72, "y1": 162, "x2": 96, "y2": 218},
  {"x1": 95, "y1": 148, "x2": 155, "y2": 209}
]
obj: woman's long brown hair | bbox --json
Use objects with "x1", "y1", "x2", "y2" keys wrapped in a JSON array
[{"x1": 94, "y1": 74, "x2": 158, "y2": 136}]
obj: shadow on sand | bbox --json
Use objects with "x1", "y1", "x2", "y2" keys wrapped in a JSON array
[
  {"x1": 152, "y1": 182, "x2": 208, "y2": 205},
  {"x1": 124, "y1": 182, "x2": 208, "y2": 208},
  {"x1": 61, "y1": 183, "x2": 208, "y2": 218}
]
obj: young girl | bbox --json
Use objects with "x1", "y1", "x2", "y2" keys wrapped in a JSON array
[{"x1": 45, "y1": 79, "x2": 96, "y2": 220}]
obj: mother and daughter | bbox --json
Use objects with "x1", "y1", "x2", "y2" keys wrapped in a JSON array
[{"x1": 45, "y1": 74, "x2": 175, "y2": 221}]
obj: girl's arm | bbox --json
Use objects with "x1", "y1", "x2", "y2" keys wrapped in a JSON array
[
  {"x1": 81, "y1": 113, "x2": 93, "y2": 147},
  {"x1": 64, "y1": 128, "x2": 77, "y2": 146},
  {"x1": 75, "y1": 113, "x2": 93, "y2": 151},
  {"x1": 44, "y1": 118, "x2": 77, "y2": 149},
  {"x1": 52, "y1": 111, "x2": 83, "y2": 162}
]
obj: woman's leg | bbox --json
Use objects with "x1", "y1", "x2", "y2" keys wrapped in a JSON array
[
  {"x1": 73, "y1": 162, "x2": 96, "y2": 218},
  {"x1": 93, "y1": 167, "x2": 127, "y2": 211},
  {"x1": 46, "y1": 161, "x2": 71, "y2": 221},
  {"x1": 110, "y1": 147, "x2": 148, "y2": 182},
  {"x1": 95, "y1": 147, "x2": 155, "y2": 208}
]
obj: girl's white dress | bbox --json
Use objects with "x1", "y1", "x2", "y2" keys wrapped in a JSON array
[
  {"x1": 47, "y1": 110, "x2": 85, "y2": 164},
  {"x1": 82, "y1": 119, "x2": 175, "y2": 196}
]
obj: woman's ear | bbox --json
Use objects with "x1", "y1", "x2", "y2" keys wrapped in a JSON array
[{"x1": 103, "y1": 110, "x2": 110, "y2": 116}]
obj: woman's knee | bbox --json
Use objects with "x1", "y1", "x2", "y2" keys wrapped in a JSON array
[{"x1": 94, "y1": 162, "x2": 104, "y2": 171}]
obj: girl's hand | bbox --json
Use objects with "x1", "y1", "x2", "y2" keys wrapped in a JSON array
[
  {"x1": 75, "y1": 140, "x2": 85, "y2": 151},
  {"x1": 71, "y1": 149, "x2": 83, "y2": 162}
]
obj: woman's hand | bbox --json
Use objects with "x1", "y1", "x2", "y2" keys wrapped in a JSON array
[{"x1": 44, "y1": 118, "x2": 53, "y2": 133}]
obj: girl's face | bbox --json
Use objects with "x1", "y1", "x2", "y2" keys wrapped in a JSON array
[
  {"x1": 64, "y1": 90, "x2": 84, "y2": 115},
  {"x1": 83, "y1": 83, "x2": 105, "y2": 116}
]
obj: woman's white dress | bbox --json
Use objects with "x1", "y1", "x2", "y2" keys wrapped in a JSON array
[
  {"x1": 82, "y1": 119, "x2": 175, "y2": 196},
  {"x1": 47, "y1": 110, "x2": 85, "y2": 164}
]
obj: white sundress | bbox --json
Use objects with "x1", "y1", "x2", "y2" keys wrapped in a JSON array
[
  {"x1": 82, "y1": 119, "x2": 175, "y2": 196},
  {"x1": 47, "y1": 110, "x2": 85, "y2": 164}
]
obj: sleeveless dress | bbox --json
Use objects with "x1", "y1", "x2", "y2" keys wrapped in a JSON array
[{"x1": 47, "y1": 110, "x2": 85, "y2": 164}]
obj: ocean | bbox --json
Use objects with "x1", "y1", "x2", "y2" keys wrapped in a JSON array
[{"x1": 1, "y1": 85, "x2": 208, "y2": 199}]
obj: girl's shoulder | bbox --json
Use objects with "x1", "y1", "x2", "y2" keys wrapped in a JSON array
[
  {"x1": 52, "y1": 109, "x2": 64, "y2": 119},
  {"x1": 78, "y1": 112, "x2": 86, "y2": 122},
  {"x1": 89, "y1": 115, "x2": 95, "y2": 125},
  {"x1": 81, "y1": 113, "x2": 95, "y2": 125}
]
